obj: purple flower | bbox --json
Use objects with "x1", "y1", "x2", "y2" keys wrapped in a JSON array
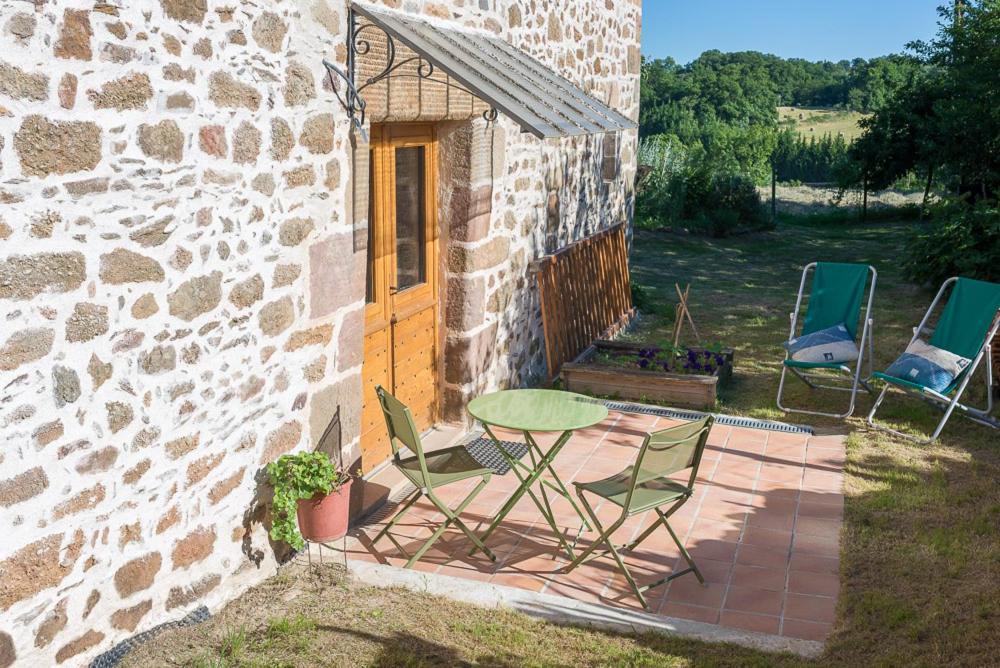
[{"x1": 638, "y1": 359, "x2": 650, "y2": 369}]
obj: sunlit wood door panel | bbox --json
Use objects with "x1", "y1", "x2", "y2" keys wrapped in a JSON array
[{"x1": 359, "y1": 124, "x2": 440, "y2": 472}]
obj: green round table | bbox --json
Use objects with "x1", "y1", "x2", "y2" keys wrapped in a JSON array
[{"x1": 467, "y1": 389, "x2": 609, "y2": 558}]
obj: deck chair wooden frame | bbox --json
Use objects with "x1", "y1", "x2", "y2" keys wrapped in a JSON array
[
  {"x1": 867, "y1": 277, "x2": 1000, "y2": 444},
  {"x1": 372, "y1": 386, "x2": 496, "y2": 568},
  {"x1": 777, "y1": 262, "x2": 877, "y2": 419},
  {"x1": 563, "y1": 416, "x2": 714, "y2": 610}
]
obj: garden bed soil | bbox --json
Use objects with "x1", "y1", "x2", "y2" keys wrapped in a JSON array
[{"x1": 562, "y1": 340, "x2": 734, "y2": 410}]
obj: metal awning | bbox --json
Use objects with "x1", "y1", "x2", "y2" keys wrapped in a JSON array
[{"x1": 337, "y1": 2, "x2": 636, "y2": 139}]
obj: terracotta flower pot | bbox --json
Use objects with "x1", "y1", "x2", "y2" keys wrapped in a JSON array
[{"x1": 296, "y1": 479, "x2": 353, "y2": 543}]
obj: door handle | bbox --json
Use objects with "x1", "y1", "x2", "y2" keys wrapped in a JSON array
[{"x1": 389, "y1": 285, "x2": 398, "y2": 295}]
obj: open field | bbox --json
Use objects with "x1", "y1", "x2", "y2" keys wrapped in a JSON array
[
  {"x1": 778, "y1": 106, "x2": 868, "y2": 142},
  {"x1": 122, "y1": 220, "x2": 999, "y2": 668},
  {"x1": 758, "y1": 184, "x2": 926, "y2": 216}
]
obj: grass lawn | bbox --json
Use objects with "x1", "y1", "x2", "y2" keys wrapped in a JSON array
[
  {"x1": 123, "y1": 566, "x2": 806, "y2": 668},
  {"x1": 777, "y1": 106, "x2": 868, "y2": 142},
  {"x1": 124, "y1": 218, "x2": 998, "y2": 667},
  {"x1": 629, "y1": 218, "x2": 1000, "y2": 666}
]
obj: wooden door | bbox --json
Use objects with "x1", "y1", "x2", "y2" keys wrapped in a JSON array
[{"x1": 360, "y1": 124, "x2": 440, "y2": 470}]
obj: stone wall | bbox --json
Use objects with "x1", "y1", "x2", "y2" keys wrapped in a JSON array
[{"x1": 0, "y1": 1, "x2": 640, "y2": 665}]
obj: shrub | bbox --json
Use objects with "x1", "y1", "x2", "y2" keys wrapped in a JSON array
[
  {"x1": 903, "y1": 199, "x2": 1000, "y2": 286},
  {"x1": 637, "y1": 135, "x2": 768, "y2": 237}
]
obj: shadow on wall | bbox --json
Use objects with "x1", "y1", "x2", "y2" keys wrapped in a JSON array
[{"x1": 499, "y1": 133, "x2": 633, "y2": 386}]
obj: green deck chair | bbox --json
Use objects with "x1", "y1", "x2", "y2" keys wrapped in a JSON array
[
  {"x1": 563, "y1": 415, "x2": 714, "y2": 610},
  {"x1": 777, "y1": 262, "x2": 877, "y2": 418},
  {"x1": 867, "y1": 277, "x2": 1000, "y2": 443},
  {"x1": 372, "y1": 386, "x2": 496, "y2": 568}
]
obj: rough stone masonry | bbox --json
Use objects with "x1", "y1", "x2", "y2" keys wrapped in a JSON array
[{"x1": 0, "y1": 0, "x2": 640, "y2": 665}]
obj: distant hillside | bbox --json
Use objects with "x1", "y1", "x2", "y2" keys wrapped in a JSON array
[{"x1": 778, "y1": 106, "x2": 868, "y2": 142}]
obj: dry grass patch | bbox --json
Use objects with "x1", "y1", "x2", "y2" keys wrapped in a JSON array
[{"x1": 122, "y1": 565, "x2": 806, "y2": 668}]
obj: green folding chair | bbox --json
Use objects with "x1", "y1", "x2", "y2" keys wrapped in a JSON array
[
  {"x1": 372, "y1": 386, "x2": 496, "y2": 568},
  {"x1": 868, "y1": 277, "x2": 1000, "y2": 443},
  {"x1": 777, "y1": 262, "x2": 877, "y2": 418},
  {"x1": 563, "y1": 415, "x2": 714, "y2": 610}
]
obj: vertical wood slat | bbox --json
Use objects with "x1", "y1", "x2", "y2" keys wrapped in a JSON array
[{"x1": 535, "y1": 224, "x2": 634, "y2": 380}]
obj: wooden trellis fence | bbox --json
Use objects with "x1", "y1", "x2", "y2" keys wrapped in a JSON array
[{"x1": 535, "y1": 224, "x2": 635, "y2": 380}]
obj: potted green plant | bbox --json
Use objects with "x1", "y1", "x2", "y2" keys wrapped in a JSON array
[{"x1": 266, "y1": 451, "x2": 352, "y2": 550}]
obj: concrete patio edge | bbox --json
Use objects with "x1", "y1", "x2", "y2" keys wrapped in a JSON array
[{"x1": 345, "y1": 559, "x2": 826, "y2": 659}]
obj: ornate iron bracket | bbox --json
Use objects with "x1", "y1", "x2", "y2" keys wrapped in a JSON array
[{"x1": 323, "y1": 8, "x2": 498, "y2": 141}]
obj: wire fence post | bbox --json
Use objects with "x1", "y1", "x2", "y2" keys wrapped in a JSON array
[{"x1": 771, "y1": 163, "x2": 777, "y2": 222}]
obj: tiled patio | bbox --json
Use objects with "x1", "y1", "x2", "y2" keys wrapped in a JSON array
[{"x1": 345, "y1": 410, "x2": 845, "y2": 642}]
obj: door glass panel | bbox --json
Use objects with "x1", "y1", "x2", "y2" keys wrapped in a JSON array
[
  {"x1": 394, "y1": 146, "x2": 426, "y2": 292},
  {"x1": 365, "y1": 149, "x2": 375, "y2": 304}
]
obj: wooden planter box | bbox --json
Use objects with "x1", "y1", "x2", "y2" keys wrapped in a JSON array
[{"x1": 562, "y1": 341, "x2": 734, "y2": 410}]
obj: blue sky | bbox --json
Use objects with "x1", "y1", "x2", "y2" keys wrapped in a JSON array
[{"x1": 642, "y1": 1, "x2": 944, "y2": 64}]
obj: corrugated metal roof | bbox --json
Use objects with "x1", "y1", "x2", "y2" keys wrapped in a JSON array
[{"x1": 352, "y1": 2, "x2": 637, "y2": 139}]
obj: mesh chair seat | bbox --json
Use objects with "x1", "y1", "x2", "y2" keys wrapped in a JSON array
[
  {"x1": 397, "y1": 445, "x2": 493, "y2": 489},
  {"x1": 575, "y1": 469, "x2": 689, "y2": 514}
]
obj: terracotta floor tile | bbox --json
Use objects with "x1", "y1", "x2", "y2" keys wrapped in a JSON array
[
  {"x1": 781, "y1": 618, "x2": 834, "y2": 641},
  {"x1": 663, "y1": 578, "x2": 726, "y2": 608},
  {"x1": 797, "y1": 500, "x2": 844, "y2": 520},
  {"x1": 784, "y1": 593, "x2": 837, "y2": 624},
  {"x1": 686, "y1": 538, "x2": 739, "y2": 563},
  {"x1": 793, "y1": 532, "x2": 840, "y2": 555},
  {"x1": 742, "y1": 525, "x2": 793, "y2": 551},
  {"x1": 737, "y1": 544, "x2": 790, "y2": 571},
  {"x1": 688, "y1": 517, "x2": 744, "y2": 543},
  {"x1": 731, "y1": 564, "x2": 787, "y2": 592},
  {"x1": 690, "y1": 557, "x2": 734, "y2": 584},
  {"x1": 789, "y1": 552, "x2": 839, "y2": 575},
  {"x1": 719, "y1": 610, "x2": 781, "y2": 635},
  {"x1": 794, "y1": 516, "x2": 842, "y2": 537},
  {"x1": 799, "y1": 490, "x2": 844, "y2": 506},
  {"x1": 759, "y1": 463, "x2": 803, "y2": 484},
  {"x1": 660, "y1": 601, "x2": 720, "y2": 624},
  {"x1": 723, "y1": 586, "x2": 784, "y2": 616},
  {"x1": 787, "y1": 570, "x2": 840, "y2": 597},
  {"x1": 745, "y1": 507, "x2": 796, "y2": 532}
]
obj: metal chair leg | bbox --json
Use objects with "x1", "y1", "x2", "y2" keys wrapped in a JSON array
[
  {"x1": 403, "y1": 484, "x2": 492, "y2": 568},
  {"x1": 659, "y1": 509, "x2": 704, "y2": 584},
  {"x1": 373, "y1": 489, "x2": 422, "y2": 544},
  {"x1": 563, "y1": 491, "x2": 621, "y2": 572}
]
